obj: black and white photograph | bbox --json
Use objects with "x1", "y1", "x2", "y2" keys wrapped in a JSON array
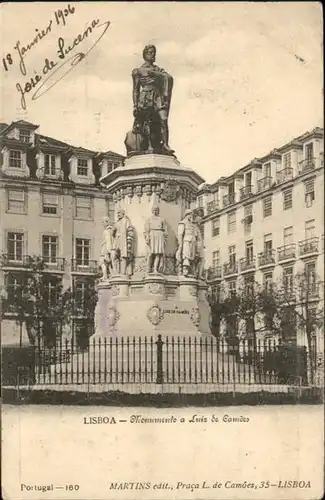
[{"x1": 1, "y1": 2, "x2": 324, "y2": 499}]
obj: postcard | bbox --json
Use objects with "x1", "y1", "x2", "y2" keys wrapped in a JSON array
[{"x1": 1, "y1": 2, "x2": 324, "y2": 499}]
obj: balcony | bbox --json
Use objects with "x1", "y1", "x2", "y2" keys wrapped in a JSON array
[
  {"x1": 207, "y1": 266, "x2": 222, "y2": 280},
  {"x1": 257, "y1": 176, "x2": 273, "y2": 193},
  {"x1": 298, "y1": 158, "x2": 315, "y2": 174},
  {"x1": 239, "y1": 185, "x2": 253, "y2": 201},
  {"x1": 36, "y1": 166, "x2": 65, "y2": 181},
  {"x1": 223, "y1": 261, "x2": 238, "y2": 277},
  {"x1": 258, "y1": 250, "x2": 276, "y2": 267},
  {"x1": 298, "y1": 237, "x2": 319, "y2": 257},
  {"x1": 1, "y1": 254, "x2": 66, "y2": 272},
  {"x1": 278, "y1": 244, "x2": 296, "y2": 262},
  {"x1": 276, "y1": 168, "x2": 293, "y2": 184},
  {"x1": 239, "y1": 257, "x2": 256, "y2": 272},
  {"x1": 42, "y1": 257, "x2": 66, "y2": 271},
  {"x1": 1, "y1": 254, "x2": 32, "y2": 269},
  {"x1": 223, "y1": 193, "x2": 236, "y2": 208},
  {"x1": 71, "y1": 259, "x2": 98, "y2": 274},
  {"x1": 206, "y1": 200, "x2": 219, "y2": 214},
  {"x1": 299, "y1": 283, "x2": 320, "y2": 300}
]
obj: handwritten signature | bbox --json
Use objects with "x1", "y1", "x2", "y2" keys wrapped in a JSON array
[{"x1": 15, "y1": 18, "x2": 110, "y2": 109}]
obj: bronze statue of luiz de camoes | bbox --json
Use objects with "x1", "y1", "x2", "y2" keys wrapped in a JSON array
[{"x1": 125, "y1": 44, "x2": 175, "y2": 156}]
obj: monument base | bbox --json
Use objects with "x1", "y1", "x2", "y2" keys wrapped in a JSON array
[{"x1": 94, "y1": 275, "x2": 211, "y2": 338}]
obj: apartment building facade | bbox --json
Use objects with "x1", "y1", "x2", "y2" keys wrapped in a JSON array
[
  {"x1": 198, "y1": 127, "x2": 324, "y2": 344},
  {"x1": 0, "y1": 120, "x2": 124, "y2": 345}
]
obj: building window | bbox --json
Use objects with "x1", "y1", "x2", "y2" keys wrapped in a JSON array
[
  {"x1": 244, "y1": 204, "x2": 253, "y2": 218},
  {"x1": 77, "y1": 158, "x2": 88, "y2": 176},
  {"x1": 19, "y1": 130, "x2": 30, "y2": 143},
  {"x1": 263, "y1": 196, "x2": 272, "y2": 218},
  {"x1": 283, "y1": 189, "x2": 292, "y2": 210},
  {"x1": 44, "y1": 154, "x2": 56, "y2": 176},
  {"x1": 305, "y1": 143, "x2": 314, "y2": 162},
  {"x1": 197, "y1": 196, "x2": 204, "y2": 208},
  {"x1": 244, "y1": 274, "x2": 255, "y2": 296},
  {"x1": 227, "y1": 211, "x2": 236, "y2": 233},
  {"x1": 75, "y1": 239, "x2": 90, "y2": 266},
  {"x1": 213, "y1": 191, "x2": 219, "y2": 204},
  {"x1": 9, "y1": 150, "x2": 22, "y2": 168},
  {"x1": 264, "y1": 233, "x2": 273, "y2": 254},
  {"x1": 263, "y1": 272, "x2": 273, "y2": 292},
  {"x1": 228, "y1": 280, "x2": 237, "y2": 297},
  {"x1": 7, "y1": 189, "x2": 26, "y2": 213},
  {"x1": 283, "y1": 226, "x2": 293, "y2": 246},
  {"x1": 7, "y1": 232, "x2": 24, "y2": 261},
  {"x1": 283, "y1": 153, "x2": 291, "y2": 169},
  {"x1": 212, "y1": 217, "x2": 220, "y2": 237},
  {"x1": 305, "y1": 261, "x2": 316, "y2": 280},
  {"x1": 264, "y1": 162, "x2": 271, "y2": 177},
  {"x1": 74, "y1": 279, "x2": 93, "y2": 312},
  {"x1": 42, "y1": 193, "x2": 59, "y2": 215},
  {"x1": 305, "y1": 219, "x2": 315, "y2": 240},
  {"x1": 245, "y1": 240, "x2": 254, "y2": 263},
  {"x1": 283, "y1": 266, "x2": 294, "y2": 294},
  {"x1": 43, "y1": 277, "x2": 60, "y2": 308},
  {"x1": 113, "y1": 162, "x2": 119, "y2": 170},
  {"x1": 75, "y1": 196, "x2": 92, "y2": 219},
  {"x1": 107, "y1": 199, "x2": 115, "y2": 222},
  {"x1": 42, "y1": 235, "x2": 58, "y2": 263},
  {"x1": 229, "y1": 245, "x2": 236, "y2": 266},
  {"x1": 6, "y1": 274, "x2": 25, "y2": 310},
  {"x1": 304, "y1": 179, "x2": 315, "y2": 206},
  {"x1": 304, "y1": 262, "x2": 317, "y2": 295},
  {"x1": 212, "y1": 250, "x2": 220, "y2": 269}
]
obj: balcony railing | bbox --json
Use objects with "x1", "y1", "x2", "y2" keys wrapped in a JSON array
[
  {"x1": 42, "y1": 257, "x2": 66, "y2": 271},
  {"x1": 207, "y1": 266, "x2": 222, "y2": 280},
  {"x1": 257, "y1": 176, "x2": 273, "y2": 192},
  {"x1": 36, "y1": 167, "x2": 65, "y2": 181},
  {"x1": 1, "y1": 254, "x2": 32, "y2": 268},
  {"x1": 207, "y1": 200, "x2": 219, "y2": 214},
  {"x1": 298, "y1": 237, "x2": 319, "y2": 256},
  {"x1": 278, "y1": 244, "x2": 296, "y2": 262},
  {"x1": 223, "y1": 261, "x2": 238, "y2": 276},
  {"x1": 71, "y1": 259, "x2": 99, "y2": 273},
  {"x1": 276, "y1": 168, "x2": 293, "y2": 184},
  {"x1": 258, "y1": 250, "x2": 276, "y2": 267},
  {"x1": 239, "y1": 257, "x2": 256, "y2": 272},
  {"x1": 299, "y1": 283, "x2": 320, "y2": 300},
  {"x1": 239, "y1": 185, "x2": 253, "y2": 201},
  {"x1": 298, "y1": 158, "x2": 316, "y2": 174},
  {"x1": 223, "y1": 193, "x2": 236, "y2": 208}
]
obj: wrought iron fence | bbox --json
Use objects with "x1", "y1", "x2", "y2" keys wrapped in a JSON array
[{"x1": 27, "y1": 335, "x2": 314, "y2": 387}]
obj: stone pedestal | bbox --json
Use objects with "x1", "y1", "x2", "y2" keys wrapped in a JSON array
[
  {"x1": 95, "y1": 153, "x2": 210, "y2": 339},
  {"x1": 94, "y1": 274, "x2": 210, "y2": 338}
]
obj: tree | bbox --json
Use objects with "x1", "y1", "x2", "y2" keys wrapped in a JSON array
[
  {"x1": 1, "y1": 255, "x2": 73, "y2": 348},
  {"x1": 72, "y1": 278, "x2": 98, "y2": 349},
  {"x1": 206, "y1": 284, "x2": 224, "y2": 339},
  {"x1": 276, "y1": 270, "x2": 324, "y2": 383}
]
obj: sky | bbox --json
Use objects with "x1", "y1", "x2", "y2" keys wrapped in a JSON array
[{"x1": 1, "y1": 2, "x2": 323, "y2": 183}]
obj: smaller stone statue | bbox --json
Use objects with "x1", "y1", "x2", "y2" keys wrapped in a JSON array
[
  {"x1": 176, "y1": 209, "x2": 203, "y2": 277},
  {"x1": 144, "y1": 205, "x2": 168, "y2": 274},
  {"x1": 193, "y1": 214, "x2": 205, "y2": 280},
  {"x1": 111, "y1": 208, "x2": 134, "y2": 276},
  {"x1": 99, "y1": 217, "x2": 114, "y2": 280}
]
